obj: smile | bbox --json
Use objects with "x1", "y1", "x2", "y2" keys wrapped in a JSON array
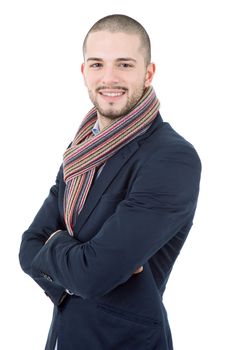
[
  {"x1": 98, "y1": 89, "x2": 126, "y2": 98},
  {"x1": 101, "y1": 92, "x2": 124, "y2": 97}
]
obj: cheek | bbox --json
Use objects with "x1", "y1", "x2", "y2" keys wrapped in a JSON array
[
  {"x1": 85, "y1": 74, "x2": 101, "y2": 90},
  {"x1": 129, "y1": 71, "x2": 146, "y2": 85},
  {"x1": 130, "y1": 77, "x2": 146, "y2": 91},
  {"x1": 84, "y1": 78, "x2": 94, "y2": 90}
]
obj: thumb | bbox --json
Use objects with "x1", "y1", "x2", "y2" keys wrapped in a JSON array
[{"x1": 133, "y1": 266, "x2": 143, "y2": 274}]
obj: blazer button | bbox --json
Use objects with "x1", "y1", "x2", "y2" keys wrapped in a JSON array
[
  {"x1": 46, "y1": 275, "x2": 53, "y2": 282},
  {"x1": 41, "y1": 272, "x2": 53, "y2": 282}
]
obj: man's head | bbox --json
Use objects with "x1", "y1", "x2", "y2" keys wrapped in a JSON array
[
  {"x1": 81, "y1": 14, "x2": 155, "y2": 128},
  {"x1": 83, "y1": 14, "x2": 151, "y2": 66}
]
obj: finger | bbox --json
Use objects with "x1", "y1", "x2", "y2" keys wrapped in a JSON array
[{"x1": 133, "y1": 266, "x2": 143, "y2": 274}]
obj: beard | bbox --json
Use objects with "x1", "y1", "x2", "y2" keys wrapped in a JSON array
[{"x1": 88, "y1": 84, "x2": 146, "y2": 121}]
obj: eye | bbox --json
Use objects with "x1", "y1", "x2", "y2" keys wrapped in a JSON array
[
  {"x1": 90, "y1": 63, "x2": 102, "y2": 69},
  {"x1": 119, "y1": 63, "x2": 134, "y2": 68}
]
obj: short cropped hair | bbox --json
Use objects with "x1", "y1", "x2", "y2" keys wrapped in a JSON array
[{"x1": 83, "y1": 14, "x2": 151, "y2": 66}]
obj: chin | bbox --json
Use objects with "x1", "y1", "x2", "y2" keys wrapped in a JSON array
[
  {"x1": 96, "y1": 104, "x2": 128, "y2": 120},
  {"x1": 98, "y1": 110, "x2": 123, "y2": 120}
]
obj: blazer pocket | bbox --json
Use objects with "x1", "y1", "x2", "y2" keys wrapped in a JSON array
[
  {"x1": 97, "y1": 303, "x2": 159, "y2": 327},
  {"x1": 97, "y1": 303, "x2": 161, "y2": 350}
]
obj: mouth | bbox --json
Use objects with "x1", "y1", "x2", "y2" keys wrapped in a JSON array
[
  {"x1": 97, "y1": 88, "x2": 127, "y2": 100},
  {"x1": 100, "y1": 91, "x2": 124, "y2": 97}
]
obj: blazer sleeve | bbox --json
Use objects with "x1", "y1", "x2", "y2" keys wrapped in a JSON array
[
  {"x1": 30, "y1": 144, "x2": 201, "y2": 300},
  {"x1": 19, "y1": 165, "x2": 68, "y2": 305}
]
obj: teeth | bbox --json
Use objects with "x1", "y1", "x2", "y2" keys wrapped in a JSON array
[{"x1": 101, "y1": 92, "x2": 124, "y2": 97}]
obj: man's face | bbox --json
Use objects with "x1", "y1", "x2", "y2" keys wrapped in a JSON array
[{"x1": 81, "y1": 31, "x2": 155, "y2": 121}]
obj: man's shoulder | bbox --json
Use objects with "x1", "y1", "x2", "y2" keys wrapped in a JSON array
[
  {"x1": 139, "y1": 119, "x2": 201, "y2": 169},
  {"x1": 151, "y1": 119, "x2": 193, "y2": 147}
]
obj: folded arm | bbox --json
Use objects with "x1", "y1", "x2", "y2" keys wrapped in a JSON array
[
  {"x1": 30, "y1": 146, "x2": 201, "y2": 300},
  {"x1": 19, "y1": 165, "x2": 68, "y2": 305}
]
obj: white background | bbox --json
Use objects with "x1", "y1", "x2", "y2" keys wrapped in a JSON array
[{"x1": 0, "y1": 1, "x2": 232, "y2": 349}]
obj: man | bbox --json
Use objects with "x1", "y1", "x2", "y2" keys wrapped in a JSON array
[{"x1": 19, "y1": 14, "x2": 201, "y2": 350}]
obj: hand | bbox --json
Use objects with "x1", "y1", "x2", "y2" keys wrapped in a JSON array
[
  {"x1": 45, "y1": 230, "x2": 62, "y2": 244},
  {"x1": 133, "y1": 266, "x2": 143, "y2": 274}
]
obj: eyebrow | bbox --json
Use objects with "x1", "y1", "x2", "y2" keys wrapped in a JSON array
[
  {"x1": 86, "y1": 57, "x2": 137, "y2": 63},
  {"x1": 116, "y1": 58, "x2": 137, "y2": 63}
]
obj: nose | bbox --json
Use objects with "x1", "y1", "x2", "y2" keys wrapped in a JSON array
[{"x1": 101, "y1": 65, "x2": 120, "y2": 86}]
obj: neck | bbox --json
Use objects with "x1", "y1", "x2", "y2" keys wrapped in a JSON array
[{"x1": 97, "y1": 113, "x2": 115, "y2": 131}]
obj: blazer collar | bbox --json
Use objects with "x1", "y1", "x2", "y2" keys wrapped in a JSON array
[{"x1": 73, "y1": 113, "x2": 163, "y2": 234}]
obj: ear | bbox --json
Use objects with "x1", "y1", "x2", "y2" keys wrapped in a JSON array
[
  {"x1": 81, "y1": 63, "x2": 87, "y2": 86},
  {"x1": 144, "y1": 63, "x2": 156, "y2": 87}
]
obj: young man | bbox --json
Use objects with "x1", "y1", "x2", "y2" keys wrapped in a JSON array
[{"x1": 19, "y1": 14, "x2": 201, "y2": 350}]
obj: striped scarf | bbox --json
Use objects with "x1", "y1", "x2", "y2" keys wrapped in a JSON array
[{"x1": 63, "y1": 86, "x2": 160, "y2": 235}]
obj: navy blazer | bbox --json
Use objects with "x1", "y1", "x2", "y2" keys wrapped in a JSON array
[{"x1": 19, "y1": 113, "x2": 201, "y2": 350}]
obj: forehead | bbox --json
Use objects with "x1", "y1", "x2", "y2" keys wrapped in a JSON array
[{"x1": 84, "y1": 31, "x2": 143, "y2": 60}]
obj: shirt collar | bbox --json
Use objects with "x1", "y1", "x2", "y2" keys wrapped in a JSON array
[{"x1": 92, "y1": 119, "x2": 100, "y2": 136}]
